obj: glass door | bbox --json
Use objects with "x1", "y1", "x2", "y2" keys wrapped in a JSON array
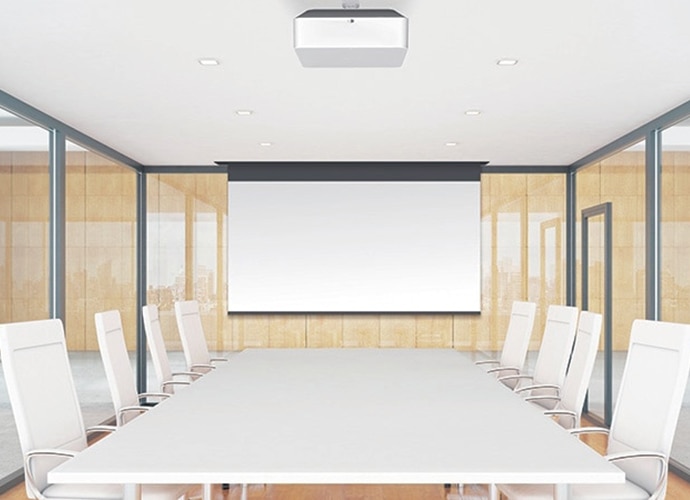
[{"x1": 581, "y1": 202, "x2": 613, "y2": 425}]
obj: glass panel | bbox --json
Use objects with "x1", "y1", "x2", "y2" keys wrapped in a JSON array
[
  {"x1": 144, "y1": 173, "x2": 565, "y2": 366},
  {"x1": 65, "y1": 140, "x2": 137, "y2": 428},
  {"x1": 146, "y1": 174, "x2": 229, "y2": 389},
  {"x1": 470, "y1": 174, "x2": 568, "y2": 369},
  {"x1": 0, "y1": 108, "x2": 50, "y2": 479},
  {"x1": 576, "y1": 140, "x2": 646, "y2": 423},
  {"x1": 583, "y1": 211, "x2": 606, "y2": 417},
  {"x1": 661, "y1": 119, "x2": 690, "y2": 466}
]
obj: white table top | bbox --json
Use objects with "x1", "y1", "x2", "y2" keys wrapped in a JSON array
[{"x1": 50, "y1": 348, "x2": 623, "y2": 487}]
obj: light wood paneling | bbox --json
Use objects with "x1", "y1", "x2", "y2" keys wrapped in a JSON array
[
  {"x1": 306, "y1": 315, "x2": 343, "y2": 348},
  {"x1": 379, "y1": 315, "x2": 416, "y2": 348},
  {"x1": 342, "y1": 314, "x2": 380, "y2": 347},
  {"x1": 268, "y1": 315, "x2": 306, "y2": 348},
  {"x1": 415, "y1": 315, "x2": 453, "y2": 348}
]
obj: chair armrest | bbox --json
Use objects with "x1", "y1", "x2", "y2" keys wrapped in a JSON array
[
  {"x1": 210, "y1": 357, "x2": 229, "y2": 363},
  {"x1": 475, "y1": 359, "x2": 500, "y2": 366},
  {"x1": 605, "y1": 451, "x2": 668, "y2": 500},
  {"x1": 524, "y1": 395, "x2": 561, "y2": 403},
  {"x1": 515, "y1": 383, "x2": 561, "y2": 395},
  {"x1": 497, "y1": 374, "x2": 533, "y2": 384},
  {"x1": 190, "y1": 363, "x2": 216, "y2": 372},
  {"x1": 85, "y1": 425, "x2": 117, "y2": 436},
  {"x1": 138, "y1": 391, "x2": 171, "y2": 400},
  {"x1": 543, "y1": 409, "x2": 578, "y2": 428},
  {"x1": 161, "y1": 380, "x2": 192, "y2": 391},
  {"x1": 172, "y1": 370, "x2": 204, "y2": 380},
  {"x1": 25, "y1": 449, "x2": 78, "y2": 500},
  {"x1": 486, "y1": 366, "x2": 521, "y2": 375},
  {"x1": 117, "y1": 405, "x2": 149, "y2": 425},
  {"x1": 569, "y1": 426, "x2": 610, "y2": 437}
]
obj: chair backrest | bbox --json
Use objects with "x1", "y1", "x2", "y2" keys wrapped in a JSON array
[
  {"x1": 608, "y1": 319, "x2": 690, "y2": 496},
  {"x1": 94, "y1": 310, "x2": 140, "y2": 423},
  {"x1": 142, "y1": 304, "x2": 174, "y2": 393},
  {"x1": 0, "y1": 319, "x2": 87, "y2": 496},
  {"x1": 174, "y1": 300, "x2": 211, "y2": 371},
  {"x1": 530, "y1": 304, "x2": 579, "y2": 389},
  {"x1": 498, "y1": 301, "x2": 537, "y2": 370},
  {"x1": 556, "y1": 310, "x2": 602, "y2": 428}
]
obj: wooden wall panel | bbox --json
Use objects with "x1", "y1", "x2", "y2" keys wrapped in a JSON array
[
  {"x1": 233, "y1": 315, "x2": 271, "y2": 348},
  {"x1": 269, "y1": 315, "x2": 306, "y2": 348},
  {"x1": 379, "y1": 315, "x2": 416, "y2": 348},
  {"x1": 342, "y1": 315, "x2": 380, "y2": 347},
  {"x1": 306, "y1": 315, "x2": 343, "y2": 347},
  {"x1": 415, "y1": 315, "x2": 453, "y2": 348}
]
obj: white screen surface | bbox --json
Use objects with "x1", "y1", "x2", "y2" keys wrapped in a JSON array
[{"x1": 227, "y1": 181, "x2": 480, "y2": 312}]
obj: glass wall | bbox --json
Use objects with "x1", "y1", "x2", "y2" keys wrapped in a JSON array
[
  {"x1": 144, "y1": 172, "x2": 566, "y2": 381},
  {"x1": 576, "y1": 141, "x2": 646, "y2": 422},
  {"x1": 476, "y1": 174, "x2": 566, "y2": 365},
  {"x1": 146, "y1": 174, "x2": 228, "y2": 382},
  {"x1": 64, "y1": 140, "x2": 138, "y2": 426},
  {"x1": 662, "y1": 120, "x2": 690, "y2": 466},
  {"x1": 0, "y1": 108, "x2": 50, "y2": 480}
]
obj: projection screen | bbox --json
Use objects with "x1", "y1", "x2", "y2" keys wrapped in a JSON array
[{"x1": 225, "y1": 163, "x2": 483, "y2": 313}]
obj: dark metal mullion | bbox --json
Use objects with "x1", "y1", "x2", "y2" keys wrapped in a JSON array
[
  {"x1": 603, "y1": 203, "x2": 613, "y2": 427},
  {"x1": 566, "y1": 170, "x2": 576, "y2": 307},
  {"x1": 646, "y1": 129, "x2": 661, "y2": 320},
  {"x1": 136, "y1": 169, "x2": 147, "y2": 393},
  {"x1": 49, "y1": 129, "x2": 66, "y2": 322}
]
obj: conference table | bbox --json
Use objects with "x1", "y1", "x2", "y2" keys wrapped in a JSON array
[{"x1": 49, "y1": 349, "x2": 624, "y2": 500}]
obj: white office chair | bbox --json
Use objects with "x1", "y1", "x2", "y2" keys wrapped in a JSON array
[
  {"x1": 174, "y1": 300, "x2": 227, "y2": 374},
  {"x1": 525, "y1": 311, "x2": 602, "y2": 429},
  {"x1": 0, "y1": 318, "x2": 188, "y2": 500},
  {"x1": 143, "y1": 304, "x2": 202, "y2": 394},
  {"x1": 498, "y1": 318, "x2": 690, "y2": 500},
  {"x1": 476, "y1": 301, "x2": 537, "y2": 387},
  {"x1": 499, "y1": 304, "x2": 579, "y2": 407},
  {"x1": 95, "y1": 310, "x2": 170, "y2": 426}
]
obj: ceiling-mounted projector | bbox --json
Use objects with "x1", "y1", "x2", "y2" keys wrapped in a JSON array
[{"x1": 294, "y1": 9, "x2": 408, "y2": 68}]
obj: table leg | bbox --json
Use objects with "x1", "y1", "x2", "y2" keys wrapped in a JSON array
[
  {"x1": 123, "y1": 483, "x2": 141, "y2": 500},
  {"x1": 554, "y1": 484, "x2": 569, "y2": 499},
  {"x1": 241, "y1": 484, "x2": 247, "y2": 500},
  {"x1": 489, "y1": 483, "x2": 499, "y2": 500},
  {"x1": 203, "y1": 483, "x2": 212, "y2": 500}
]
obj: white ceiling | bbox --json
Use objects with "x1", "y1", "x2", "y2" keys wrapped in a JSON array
[{"x1": 2, "y1": 1, "x2": 690, "y2": 166}]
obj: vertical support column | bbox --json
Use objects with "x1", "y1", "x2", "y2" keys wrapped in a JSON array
[
  {"x1": 645, "y1": 129, "x2": 661, "y2": 320},
  {"x1": 49, "y1": 129, "x2": 66, "y2": 322},
  {"x1": 136, "y1": 169, "x2": 147, "y2": 393},
  {"x1": 565, "y1": 169, "x2": 576, "y2": 307},
  {"x1": 603, "y1": 202, "x2": 613, "y2": 426}
]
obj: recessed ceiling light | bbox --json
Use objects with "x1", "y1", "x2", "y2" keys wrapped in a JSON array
[
  {"x1": 198, "y1": 58, "x2": 220, "y2": 66},
  {"x1": 465, "y1": 110, "x2": 481, "y2": 116},
  {"x1": 445, "y1": 142, "x2": 458, "y2": 147},
  {"x1": 259, "y1": 142, "x2": 273, "y2": 147},
  {"x1": 496, "y1": 58, "x2": 518, "y2": 66},
  {"x1": 236, "y1": 110, "x2": 253, "y2": 116}
]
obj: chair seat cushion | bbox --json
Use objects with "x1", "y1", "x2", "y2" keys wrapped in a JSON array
[
  {"x1": 43, "y1": 482, "x2": 188, "y2": 500},
  {"x1": 499, "y1": 480, "x2": 649, "y2": 500}
]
